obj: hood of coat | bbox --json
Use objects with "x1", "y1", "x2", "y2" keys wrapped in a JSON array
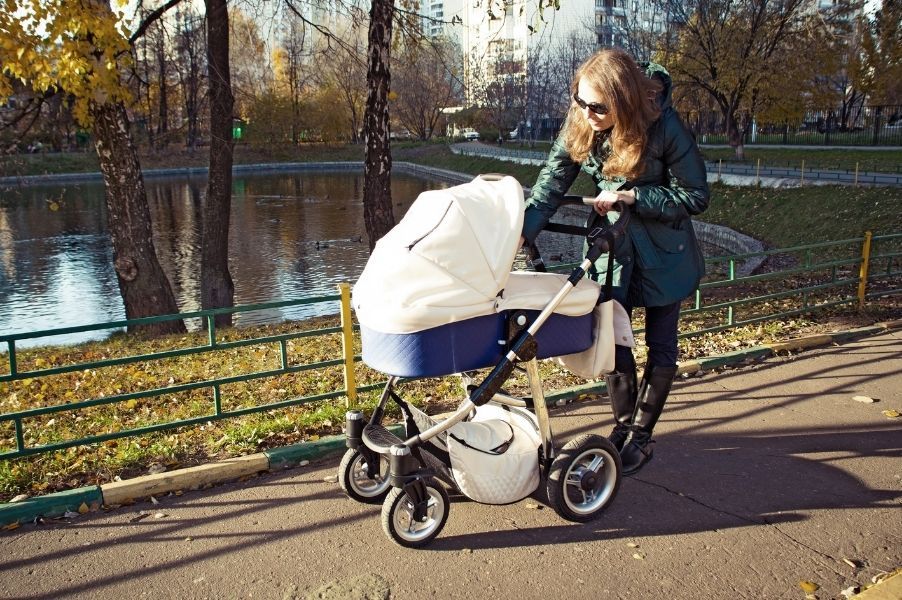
[{"x1": 641, "y1": 62, "x2": 673, "y2": 112}]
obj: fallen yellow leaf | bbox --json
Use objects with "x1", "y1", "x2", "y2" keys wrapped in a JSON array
[
  {"x1": 2, "y1": 522, "x2": 21, "y2": 531},
  {"x1": 882, "y1": 409, "x2": 900, "y2": 419},
  {"x1": 799, "y1": 580, "x2": 819, "y2": 593},
  {"x1": 78, "y1": 502, "x2": 89, "y2": 514}
]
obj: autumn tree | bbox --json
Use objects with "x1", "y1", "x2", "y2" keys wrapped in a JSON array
[
  {"x1": 793, "y1": 1, "x2": 869, "y2": 132},
  {"x1": 173, "y1": 6, "x2": 206, "y2": 151},
  {"x1": 392, "y1": 37, "x2": 463, "y2": 140},
  {"x1": 229, "y1": 9, "x2": 270, "y2": 120},
  {"x1": 311, "y1": 23, "x2": 368, "y2": 143},
  {"x1": 131, "y1": 9, "x2": 174, "y2": 148},
  {"x1": 1, "y1": 0, "x2": 185, "y2": 335},
  {"x1": 521, "y1": 31, "x2": 596, "y2": 142},
  {"x1": 273, "y1": 18, "x2": 310, "y2": 144},
  {"x1": 657, "y1": 0, "x2": 822, "y2": 159},
  {"x1": 466, "y1": 45, "x2": 527, "y2": 141},
  {"x1": 855, "y1": 0, "x2": 902, "y2": 107}
]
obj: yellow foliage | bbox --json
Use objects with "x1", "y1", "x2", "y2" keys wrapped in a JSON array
[{"x1": 0, "y1": 0, "x2": 134, "y2": 126}]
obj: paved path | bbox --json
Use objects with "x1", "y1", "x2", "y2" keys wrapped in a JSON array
[{"x1": 2, "y1": 331, "x2": 900, "y2": 600}]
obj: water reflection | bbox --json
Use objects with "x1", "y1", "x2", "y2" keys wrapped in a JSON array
[{"x1": 0, "y1": 171, "x2": 445, "y2": 346}]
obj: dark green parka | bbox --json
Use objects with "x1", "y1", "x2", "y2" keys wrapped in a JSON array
[{"x1": 522, "y1": 63, "x2": 709, "y2": 308}]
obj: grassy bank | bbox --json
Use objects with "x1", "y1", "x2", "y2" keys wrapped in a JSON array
[
  {"x1": 698, "y1": 146, "x2": 902, "y2": 174},
  {"x1": 474, "y1": 140, "x2": 902, "y2": 173},
  {"x1": 1, "y1": 141, "x2": 900, "y2": 502},
  {"x1": 403, "y1": 145, "x2": 902, "y2": 248}
]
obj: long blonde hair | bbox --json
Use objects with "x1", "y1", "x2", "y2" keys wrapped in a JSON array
[{"x1": 561, "y1": 48, "x2": 662, "y2": 180}]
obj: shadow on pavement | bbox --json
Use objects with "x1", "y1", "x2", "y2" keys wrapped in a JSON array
[{"x1": 430, "y1": 426, "x2": 901, "y2": 551}]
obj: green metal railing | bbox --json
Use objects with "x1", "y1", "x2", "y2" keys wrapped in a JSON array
[
  {"x1": 0, "y1": 295, "x2": 368, "y2": 458},
  {"x1": 680, "y1": 233, "x2": 897, "y2": 337},
  {"x1": 2, "y1": 232, "x2": 899, "y2": 459}
]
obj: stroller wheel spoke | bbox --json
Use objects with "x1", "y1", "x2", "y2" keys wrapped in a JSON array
[
  {"x1": 382, "y1": 481, "x2": 450, "y2": 548},
  {"x1": 339, "y1": 449, "x2": 392, "y2": 504},
  {"x1": 587, "y1": 455, "x2": 605, "y2": 473},
  {"x1": 547, "y1": 434, "x2": 622, "y2": 522}
]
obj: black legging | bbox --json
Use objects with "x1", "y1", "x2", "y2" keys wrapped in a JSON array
[{"x1": 614, "y1": 300, "x2": 681, "y2": 373}]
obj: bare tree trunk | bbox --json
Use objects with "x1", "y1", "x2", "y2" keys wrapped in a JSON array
[
  {"x1": 202, "y1": 0, "x2": 235, "y2": 328},
  {"x1": 91, "y1": 101, "x2": 185, "y2": 335},
  {"x1": 723, "y1": 107, "x2": 745, "y2": 161},
  {"x1": 362, "y1": 0, "x2": 395, "y2": 251},
  {"x1": 157, "y1": 37, "x2": 169, "y2": 141}
]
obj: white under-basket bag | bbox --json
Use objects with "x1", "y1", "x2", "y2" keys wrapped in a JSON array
[{"x1": 446, "y1": 404, "x2": 542, "y2": 505}]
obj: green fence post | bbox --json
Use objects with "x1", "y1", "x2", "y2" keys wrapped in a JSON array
[
  {"x1": 858, "y1": 231, "x2": 873, "y2": 308},
  {"x1": 6, "y1": 340, "x2": 16, "y2": 377},
  {"x1": 338, "y1": 283, "x2": 357, "y2": 408}
]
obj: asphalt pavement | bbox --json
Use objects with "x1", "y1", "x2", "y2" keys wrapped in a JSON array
[{"x1": 1, "y1": 330, "x2": 900, "y2": 600}]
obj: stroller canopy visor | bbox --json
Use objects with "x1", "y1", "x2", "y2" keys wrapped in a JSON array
[{"x1": 353, "y1": 175, "x2": 525, "y2": 334}]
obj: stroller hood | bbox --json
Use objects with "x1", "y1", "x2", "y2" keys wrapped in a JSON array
[{"x1": 353, "y1": 175, "x2": 525, "y2": 334}]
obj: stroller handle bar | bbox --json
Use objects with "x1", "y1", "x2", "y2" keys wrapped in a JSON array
[
  {"x1": 560, "y1": 195, "x2": 601, "y2": 207},
  {"x1": 469, "y1": 198, "x2": 629, "y2": 408},
  {"x1": 525, "y1": 197, "x2": 630, "y2": 272}
]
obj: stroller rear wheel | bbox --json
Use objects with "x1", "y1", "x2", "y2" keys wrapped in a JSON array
[
  {"x1": 381, "y1": 479, "x2": 450, "y2": 548},
  {"x1": 338, "y1": 448, "x2": 391, "y2": 503},
  {"x1": 547, "y1": 434, "x2": 621, "y2": 522}
]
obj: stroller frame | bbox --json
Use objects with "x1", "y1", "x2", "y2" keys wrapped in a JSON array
[{"x1": 339, "y1": 197, "x2": 628, "y2": 548}]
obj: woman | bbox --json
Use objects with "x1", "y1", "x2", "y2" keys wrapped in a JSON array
[{"x1": 521, "y1": 48, "x2": 709, "y2": 476}]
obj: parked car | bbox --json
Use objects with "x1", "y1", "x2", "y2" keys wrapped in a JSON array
[
  {"x1": 390, "y1": 128, "x2": 413, "y2": 140},
  {"x1": 461, "y1": 129, "x2": 479, "y2": 141}
]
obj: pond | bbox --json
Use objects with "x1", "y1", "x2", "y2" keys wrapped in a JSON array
[{"x1": 0, "y1": 170, "x2": 447, "y2": 346}]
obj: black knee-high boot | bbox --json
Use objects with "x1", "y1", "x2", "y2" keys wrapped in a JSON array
[
  {"x1": 620, "y1": 364, "x2": 677, "y2": 476},
  {"x1": 604, "y1": 369, "x2": 637, "y2": 451}
]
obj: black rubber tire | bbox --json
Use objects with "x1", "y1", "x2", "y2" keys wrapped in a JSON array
[
  {"x1": 338, "y1": 448, "x2": 391, "y2": 504},
  {"x1": 380, "y1": 480, "x2": 450, "y2": 548},
  {"x1": 547, "y1": 433, "x2": 622, "y2": 522}
]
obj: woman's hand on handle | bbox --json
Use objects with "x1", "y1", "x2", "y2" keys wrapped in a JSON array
[{"x1": 593, "y1": 190, "x2": 635, "y2": 216}]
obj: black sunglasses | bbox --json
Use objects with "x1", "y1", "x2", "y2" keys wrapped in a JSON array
[{"x1": 573, "y1": 93, "x2": 609, "y2": 116}]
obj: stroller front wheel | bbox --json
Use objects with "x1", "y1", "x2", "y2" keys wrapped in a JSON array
[
  {"x1": 338, "y1": 448, "x2": 392, "y2": 504},
  {"x1": 381, "y1": 480, "x2": 450, "y2": 548},
  {"x1": 547, "y1": 434, "x2": 621, "y2": 522}
]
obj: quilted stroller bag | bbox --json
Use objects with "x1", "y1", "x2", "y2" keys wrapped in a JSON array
[{"x1": 446, "y1": 404, "x2": 542, "y2": 504}]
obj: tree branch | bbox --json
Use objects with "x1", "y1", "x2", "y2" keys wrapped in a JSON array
[{"x1": 130, "y1": 0, "x2": 186, "y2": 44}]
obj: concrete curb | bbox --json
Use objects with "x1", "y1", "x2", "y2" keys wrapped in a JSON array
[
  {"x1": 1, "y1": 486, "x2": 103, "y2": 528},
  {"x1": 2, "y1": 321, "x2": 900, "y2": 527},
  {"x1": 852, "y1": 569, "x2": 902, "y2": 599}
]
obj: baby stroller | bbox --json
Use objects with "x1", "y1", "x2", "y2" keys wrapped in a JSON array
[{"x1": 339, "y1": 175, "x2": 630, "y2": 547}]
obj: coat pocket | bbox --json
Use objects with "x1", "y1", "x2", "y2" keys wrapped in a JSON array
[
  {"x1": 629, "y1": 221, "x2": 663, "y2": 269},
  {"x1": 647, "y1": 221, "x2": 691, "y2": 254},
  {"x1": 631, "y1": 221, "x2": 690, "y2": 270}
]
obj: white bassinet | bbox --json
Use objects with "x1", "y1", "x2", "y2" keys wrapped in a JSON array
[{"x1": 352, "y1": 176, "x2": 603, "y2": 377}]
